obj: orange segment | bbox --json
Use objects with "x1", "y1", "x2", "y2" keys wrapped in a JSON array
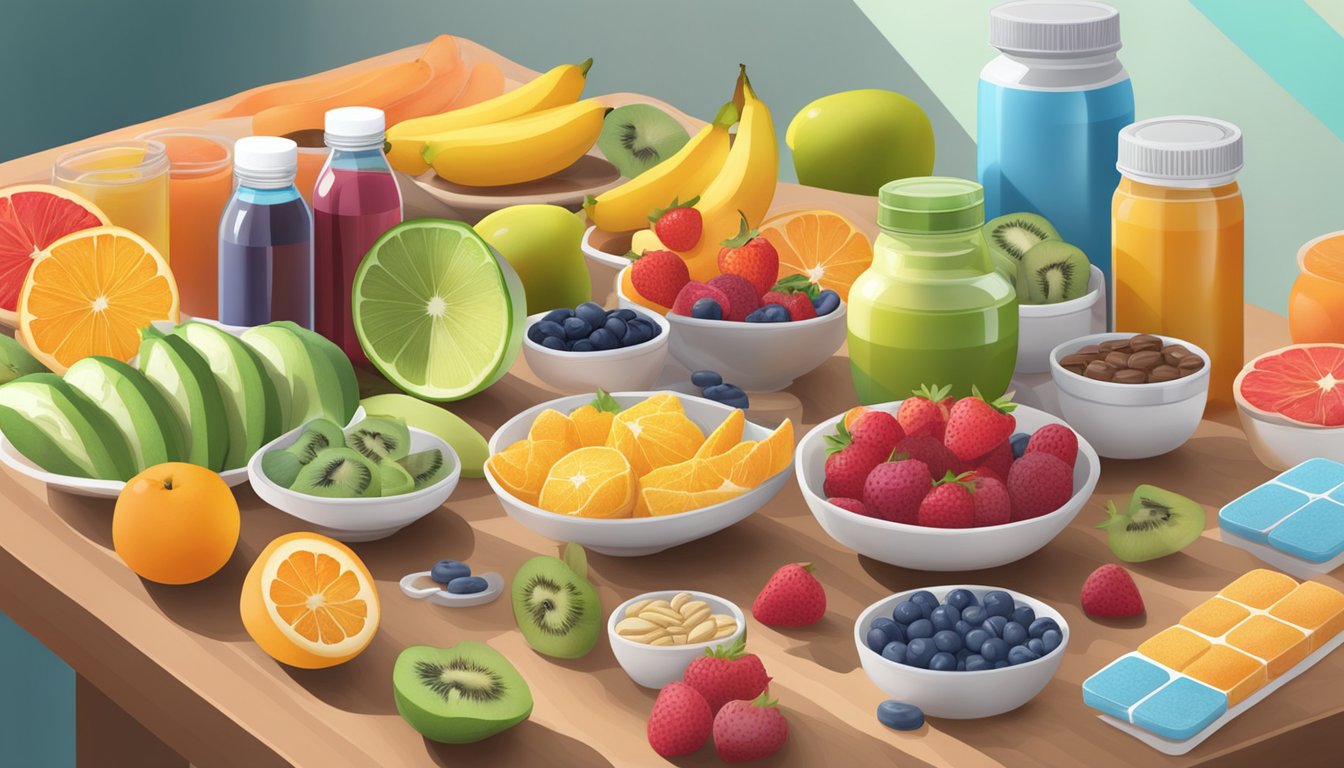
[
  {"x1": 760, "y1": 210, "x2": 872, "y2": 301},
  {"x1": 538, "y1": 446, "x2": 636, "y2": 518},
  {"x1": 638, "y1": 442, "x2": 755, "y2": 517},
  {"x1": 569, "y1": 403, "x2": 616, "y2": 447},
  {"x1": 1269, "y1": 581, "x2": 1344, "y2": 650},
  {"x1": 528, "y1": 408, "x2": 581, "y2": 452},
  {"x1": 696, "y1": 409, "x2": 745, "y2": 458},
  {"x1": 1182, "y1": 645, "x2": 1267, "y2": 706},
  {"x1": 19, "y1": 225, "x2": 178, "y2": 373},
  {"x1": 486, "y1": 438, "x2": 569, "y2": 506},
  {"x1": 1138, "y1": 626, "x2": 1211, "y2": 671},
  {"x1": 1225, "y1": 615, "x2": 1310, "y2": 677},
  {"x1": 1218, "y1": 569, "x2": 1298, "y2": 610},
  {"x1": 606, "y1": 404, "x2": 704, "y2": 476},
  {"x1": 730, "y1": 419, "x2": 795, "y2": 487}
]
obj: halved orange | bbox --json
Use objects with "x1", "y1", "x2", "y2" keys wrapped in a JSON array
[
  {"x1": 19, "y1": 225, "x2": 178, "y2": 373},
  {"x1": 239, "y1": 532, "x2": 380, "y2": 669},
  {"x1": 538, "y1": 446, "x2": 636, "y2": 518},
  {"x1": 486, "y1": 438, "x2": 569, "y2": 506},
  {"x1": 0, "y1": 184, "x2": 108, "y2": 313},
  {"x1": 761, "y1": 210, "x2": 872, "y2": 301},
  {"x1": 528, "y1": 408, "x2": 581, "y2": 452},
  {"x1": 695, "y1": 409, "x2": 745, "y2": 458}
]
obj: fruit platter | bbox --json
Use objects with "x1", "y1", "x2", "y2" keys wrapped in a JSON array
[{"x1": 0, "y1": 31, "x2": 1341, "y2": 768}]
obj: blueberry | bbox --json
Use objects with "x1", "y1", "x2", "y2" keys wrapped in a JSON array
[
  {"x1": 611, "y1": 308, "x2": 637, "y2": 321},
  {"x1": 575, "y1": 302, "x2": 607, "y2": 329},
  {"x1": 692, "y1": 298, "x2": 724, "y2": 320},
  {"x1": 961, "y1": 605, "x2": 988, "y2": 625},
  {"x1": 867, "y1": 627, "x2": 890, "y2": 654},
  {"x1": 875, "y1": 619, "x2": 906, "y2": 645},
  {"x1": 1028, "y1": 617, "x2": 1060, "y2": 639},
  {"x1": 982, "y1": 590, "x2": 1016, "y2": 618},
  {"x1": 933, "y1": 630, "x2": 962, "y2": 654},
  {"x1": 570, "y1": 339, "x2": 595, "y2": 352},
  {"x1": 526, "y1": 323, "x2": 546, "y2": 344},
  {"x1": 994, "y1": 660, "x2": 1010, "y2": 669},
  {"x1": 722, "y1": 396, "x2": 751, "y2": 410},
  {"x1": 892, "y1": 601, "x2": 923, "y2": 625},
  {"x1": 904, "y1": 638, "x2": 934, "y2": 668},
  {"x1": 980, "y1": 637, "x2": 1009, "y2": 662},
  {"x1": 603, "y1": 316, "x2": 627, "y2": 340},
  {"x1": 430, "y1": 559, "x2": 470, "y2": 584},
  {"x1": 881, "y1": 641, "x2": 908, "y2": 664},
  {"x1": 876, "y1": 701, "x2": 924, "y2": 731},
  {"x1": 905, "y1": 619, "x2": 934, "y2": 640},
  {"x1": 1011, "y1": 606, "x2": 1037, "y2": 627},
  {"x1": 589, "y1": 328, "x2": 618, "y2": 350},
  {"x1": 930, "y1": 604, "x2": 961, "y2": 632},
  {"x1": 543, "y1": 308, "x2": 574, "y2": 324},
  {"x1": 982, "y1": 615, "x2": 1009, "y2": 638},
  {"x1": 1010, "y1": 432, "x2": 1030, "y2": 459},
  {"x1": 965, "y1": 654, "x2": 991, "y2": 672},
  {"x1": 541, "y1": 336, "x2": 567, "y2": 351},
  {"x1": 1042, "y1": 629, "x2": 1063, "y2": 654},
  {"x1": 954, "y1": 620, "x2": 973, "y2": 637},
  {"x1": 1008, "y1": 645, "x2": 1041, "y2": 666},
  {"x1": 1002, "y1": 621, "x2": 1028, "y2": 647},
  {"x1": 446, "y1": 576, "x2": 488, "y2": 594},
  {"x1": 691, "y1": 370, "x2": 723, "y2": 388},
  {"x1": 929, "y1": 652, "x2": 957, "y2": 671},
  {"x1": 562, "y1": 316, "x2": 592, "y2": 340},
  {"x1": 745, "y1": 306, "x2": 770, "y2": 323},
  {"x1": 955, "y1": 649, "x2": 971, "y2": 662},
  {"x1": 763, "y1": 303, "x2": 791, "y2": 322},
  {"x1": 945, "y1": 588, "x2": 978, "y2": 611},
  {"x1": 909, "y1": 591, "x2": 939, "y2": 618},
  {"x1": 702, "y1": 383, "x2": 734, "y2": 402},
  {"x1": 956, "y1": 659, "x2": 966, "y2": 671},
  {"x1": 637, "y1": 318, "x2": 662, "y2": 339},
  {"x1": 812, "y1": 289, "x2": 841, "y2": 316},
  {"x1": 964, "y1": 628, "x2": 990, "y2": 653},
  {"x1": 1027, "y1": 638, "x2": 1045, "y2": 655},
  {"x1": 534, "y1": 319, "x2": 565, "y2": 339},
  {"x1": 621, "y1": 325, "x2": 649, "y2": 347}
]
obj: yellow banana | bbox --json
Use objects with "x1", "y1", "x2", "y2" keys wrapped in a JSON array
[
  {"x1": 583, "y1": 102, "x2": 737, "y2": 233},
  {"x1": 386, "y1": 58, "x2": 591, "y2": 175},
  {"x1": 423, "y1": 99, "x2": 608, "y2": 187}
]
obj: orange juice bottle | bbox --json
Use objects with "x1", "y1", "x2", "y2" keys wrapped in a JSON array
[{"x1": 1113, "y1": 116, "x2": 1244, "y2": 409}]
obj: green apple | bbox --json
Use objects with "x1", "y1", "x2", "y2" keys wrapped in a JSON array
[
  {"x1": 786, "y1": 89, "x2": 935, "y2": 196},
  {"x1": 241, "y1": 324, "x2": 349, "y2": 431},
  {"x1": 138, "y1": 328, "x2": 230, "y2": 471},
  {"x1": 0, "y1": 373, "x2": 136, "y2": 480},
  {"x1": 64, "y1": 356, "x2": 187, "y2": 472},
  {"x1": 475, "y1": 205, "x2": 591, "y2": 314},
  {"x1": 175, "y1": 321, "x2": 281, "y2": 470}
]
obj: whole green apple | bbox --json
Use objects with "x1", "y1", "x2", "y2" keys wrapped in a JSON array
[
  {"x1": 475, "y1": 205, "x2": 591, "y2": 314},
  {"x1": 787, "y1": 90, "x2": 935, "y2": 196}
]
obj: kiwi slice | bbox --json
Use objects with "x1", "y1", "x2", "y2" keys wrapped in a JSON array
[
  {"x1": 380, "y1": 459, "x2": 416, "y2": 497},
  {"x1": 596, "y1": 103, "x2": 690, "y2": 178},
  {"x1": 399, "y1": 449, "x2": 450, "y2": 490},
  {"x1": 1020, "y1": 240, "x2": 1091, "y2": 304},
  {"x1": 1099, "y1": 484, "x2": 1206, "y2": 562},
  {"x1": 260, "y1": 418, "x2": 347, "y2": 487},
  {"x1": 392, "y1": 641, "x2": 533, "y2": 744},
  {"x1": 511, "y1": 544, "x2": 601, "y2": 659},
  {"x1": 345, "y1": 417, "x2": 410, "y2": 464},
  {"x1": 261, "y1": 451, "x2": 304, "y2": 488},
  {"x1": 293, "y1": 447, "x2": 381, "y2": 498},
  {"x1": 983, "y1": 213, "x2": 1060, "y2": 287}
]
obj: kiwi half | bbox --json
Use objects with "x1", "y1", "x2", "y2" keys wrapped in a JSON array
[
  {"x1": 596, "y1": 103, "x2": 690, "y2": 179},
  {"x1": 983, "y1": 213, "x2": 1060, "y2": 286},
  {"x1": 380, "y1": 459, "x2": 416, "y2": 497},
  {"x1": 511, "y1": 545, "x2": 601, "y2": 659},
  {"x1": 261, "y1": 418, "x2": 347, "y2": 487},
  {"x1": 1020, "y1": 240, "x2": 1090, "y2": 304},
  {"x1": 392, "y1": 641, "x2": 533, "y2": 744},
  {"x1": 345, "y1": 417, "x2": 410, "y2": 464},
  {"x1": 1099, "y1": 484, "x2": 1206, "y2": 562},
  {"x1": 398, "y1": 449, "x2": 450, "y2": 490},
  {"x1": 293, "y1": 447, "x2": 381, "y2": 498}
]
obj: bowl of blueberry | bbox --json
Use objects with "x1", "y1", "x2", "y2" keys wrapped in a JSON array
[
  {"x1": 523, "y1": 302, "x2": 671, "y2": 393},
  {"x1": 855, "y1": 586, "x2": 1069, "y2": 719}
]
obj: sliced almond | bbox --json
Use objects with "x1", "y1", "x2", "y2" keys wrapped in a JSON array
[
  {"x1": 638, "y1": 610, "x2": 682, "y2": 628},
  {"x1": 680, "y1": 606, "x2": 712, "y2": 628},
  {"x1": 649, "y1": 635, "x2": 675, "y2": 646},
  {"x1": 624, "y1": 599, "x2": 654, "y2": 617},
  {"x1": 688, "y1": 621, "x2": 716, "y2": 644},
  {"x1": 642, "y1": 606, "x2": 685, "y2": 624},
  {"x1": 670, "y1": 592, "x2": 692, "y2": 611},
  {"x1": 645, "y1": 599, "x2": 674, "y2": 614},
  {"x1": 713, "y1": 614, "x2": 736, "y2": 628},
  {"x1": 671, "y1": 633, "x2": 689, "y2": 645},
  {"x1": 629, "y1": 628, "x2": 670, "y2": 644},
  {"x1": 615, "y1": 617, "x2": 660, "y2": 636},
  {"x1": 712, "y1": 624, "x2": 737, "y2": 640}
]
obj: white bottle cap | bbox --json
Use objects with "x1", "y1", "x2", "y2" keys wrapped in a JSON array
[
  {"x1": 233, "y1": 136, "x2": 298, "y2": 188},
  {"x1": 989, "y1": 1, "x2": 1121, "y2": 56},
  {"x1": 324, "y1": 107, "x2": 386, "y2": 150},
  {"x1": 1117, "y1": 116, "x2": 1244, "y2": 188}
]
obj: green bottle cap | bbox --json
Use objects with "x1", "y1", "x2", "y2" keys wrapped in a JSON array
[{"x1": 878, "y1": 177, "x2": 985, "y2": 233}]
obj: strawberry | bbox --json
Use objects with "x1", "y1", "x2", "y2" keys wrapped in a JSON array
[
  {"x1": 968, "y1": 439, "x2": 1013, "y2": 483},
  {"x1": 629, "y1": 249, "x2": 690, "y2": 308},
  {"x1": 1026, "y1": 423, "x2": 1079, "y2": 468},
  {"x1": 713, "y1": 692, "x2": 789, "y2": 763},
  {"x1": 943, "y1": 386, "x2": 1017, "y2": 462},
  {"x1": 862, "y1": 458, "x2": 932, "y2": 524},
  {"x1": 671, "y1": 281, "x2": 733, "y2": 318},
  {"x1": 897, "y1": 384, "x2": 953, "y2": 440},
  {"x1": 917, "y1": 471, "x2": 976, "y2": 528},
  {"x1": 1080, "y1": 564, "x2": 1145, "y2": 618},
  {"x1": 647, "y1": 681, "x2": 712, "y2": 757},
  {"x1": 1006, "y1": 452, "x2": 1073, "y2": 521},
  {"x1": 708, "y1": 274, "x2": 762, "y2": 322},
  {"x1": 649, "y1": 196, "x2": 702, "y2": 252},
  {"x1": 848, "y1": 409, "x2": 905, "y2": 459},
  {"x1": 969, "y1": 473, "x2": 1011, "y2": 527},
  {"x1": 683, "y1": 637, "x2": 772, "y2": 714},
  {"x1": 822, "y1": 420, "x2": 886, "y2": 499},
  {"x1": 827, "y1": 497, "x2": 871, "y2": 517},
  {"x1": 760, "y1": 290, "x2": 816, "y2": 322},
  {"x1": 718, "y1": 213, "x2": 780, "y2": 297},
  {"x1": 891, "y1": 435, "x2": 961, "y2": 480},
  {"x1": 752, "y1": 562, "x2": 826, "y2": 627}
]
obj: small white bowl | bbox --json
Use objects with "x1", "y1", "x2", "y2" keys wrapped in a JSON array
[
  {"x1": 608, "y1": 590, "x2": 746, "y2": 688},
  {"x1": 796, "y1": 402, "x2": 1099, "y2": 571},
  {"x1": 1050, "y1": 333, "x2": 1210, "y2": 460},
  {"x1": 1016, "y1": 265, "x2": 1105, "y2": 374},
  {"x1": 521, "y1": 310, "x2": 670, "y2": 393},
  {"x1": 855, "y1": 585, "x2": 1069, "y2": 718},
  {"x1": 1233, "y1": 344, "x2": 1344, "y2": 470},
  {"x1": 248, "y1": 425, "x2": 460, "y2": 542},
  {"x1": 486, "y1": 391, "x2": 791, "y2": 556}
]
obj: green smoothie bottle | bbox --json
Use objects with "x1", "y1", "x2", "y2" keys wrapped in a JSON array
[{"x1": 848, "y1": 177, "x2": 1018, "y2": 403}]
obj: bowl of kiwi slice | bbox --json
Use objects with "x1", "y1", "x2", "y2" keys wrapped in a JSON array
[{"x1": 248, "y1": 415, "x2": 460, "y2": 542}]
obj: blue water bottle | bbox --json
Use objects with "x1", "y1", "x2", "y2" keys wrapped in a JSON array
[{"x1": 977, "y1": 0, "x2": 1134, "y2": 323}]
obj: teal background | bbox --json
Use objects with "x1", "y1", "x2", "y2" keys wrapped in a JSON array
[{"x1": 0, "y1": 1, "x2": 1339, "y2": 763}]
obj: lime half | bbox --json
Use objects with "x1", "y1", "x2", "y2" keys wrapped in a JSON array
[{"x1": 352, "y1": 219, "x2": 525, "y2": 401}]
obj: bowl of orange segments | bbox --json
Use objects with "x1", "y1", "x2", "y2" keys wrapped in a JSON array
[{"x1": 485, "y1": 391, "x2": 794, "y2": 556}]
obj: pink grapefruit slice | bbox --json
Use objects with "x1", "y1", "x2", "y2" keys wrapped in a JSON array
[
  {"x1": 1236, "y1": 344, "x2": 1344, "y2": 427},
  {"x1": 0, "y1": 185, "x2": 108, "y2": 312}
]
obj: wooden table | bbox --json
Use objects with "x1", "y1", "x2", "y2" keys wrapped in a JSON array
[{"x1": 2, "y1": 40, "x2": 1340, "y2": 768}]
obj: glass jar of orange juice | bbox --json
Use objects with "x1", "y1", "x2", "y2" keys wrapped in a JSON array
[
  {"x1": 52, "y1": 140, "x2": 170, "y2": 260},
  {"x1": 1289, "y1": 231, "x2": 1344, "y2": 343},
  {"x1": 1113, "y1": 116, "x2": 1244, "y2": 409}
]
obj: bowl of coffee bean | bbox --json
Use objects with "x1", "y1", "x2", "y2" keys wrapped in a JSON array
[{"x1": 1049, "y1": 333, "x2": 1210, "y2": 459}]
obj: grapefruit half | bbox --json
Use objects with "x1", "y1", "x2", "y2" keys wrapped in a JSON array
[
  {"x1": 0, "y1": 185, "x2": 108, "y2": 313},
  {"x1": 1236, "y1": 343, "x2": 1344, "y2": 427}
]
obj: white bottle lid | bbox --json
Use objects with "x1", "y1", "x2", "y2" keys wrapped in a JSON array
[
  {"x1": 324, "y1": 107, "x2": 386, "y2": 150},
  {"x1": 233, "y1": 136, "x2": 298, "y2": 188},
  {"x1": 989, "y1": 1, "x2": 1121, "y2": 56},
  {"x1": 1117, "y1": 116, "x2": 1244, "y2": 188}
]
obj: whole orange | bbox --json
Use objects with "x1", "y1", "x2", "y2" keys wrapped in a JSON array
[{"x1": 113, "y1": 462, "x2": 240, "y2": 585}]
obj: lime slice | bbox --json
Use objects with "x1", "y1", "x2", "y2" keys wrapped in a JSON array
[{"x1": 352, "y1": 219, "x2": 525, "y2": 401}]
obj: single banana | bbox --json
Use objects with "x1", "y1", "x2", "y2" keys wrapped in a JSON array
[
  {"x1": 422, "y1": 99, "x2": 608, "y2": 187},
  {"x1": 583, "y1": 102, "x2": 737, "y2": 233},
  {"x1": 386, "y1": 58, "x2": 592, "y2": 175}
]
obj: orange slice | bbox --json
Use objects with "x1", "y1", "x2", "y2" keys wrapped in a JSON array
[
  {"x1": 732, "y1": 419, "x2": 795, "y2": 486},
  {"x1": 0, "y1": 184, "x2": 108, "y2": 313},
  {"x1": 761, "y1": 210, "x2": 872, "y2": 301},
  {"x1": 486, "y1": 438, "x2": 569, "y2": 506},
  {"x1": 538, "y1": 446, "x2": 636, "y2": 518},
  {"x1": 18, "y1": 225, "x2": 178, "y2": 373},
  {"x1": 638, "y1": 442, "x2": 755, "y2": 517},
  {"x1": 528, "y1": 408, "x2": 581, "y2": 452},
  {"x1": 239, "y1": 532, "x2": 380, "y2": 669},
  {"x1": 607, "y1": 406, "x2": 704, "y2": 476},
  {"x1": 695, "y1": 409, "x2": 745, "y2": 458},
  {"x1": 569, "y1": 403, "x2": 616, "y2": 447}
]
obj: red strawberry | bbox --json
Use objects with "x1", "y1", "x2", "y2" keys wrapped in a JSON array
[
  {"x1": 650, "y1": 196, "x2": 702, "y2": 252},
  {"x1": 1006, "y1": 452, "x2": 1073, "y2": 521},
  {"x1": 862, "y1": 458, "x2": 932, "y2": 524},
  {"x1": 891, "y1": 435, "x2": 962, "y2": 480},
  {"x1": 822, "y1": 420, "x2": 886, "y2": 499},
  {"x1": 848, "y1": 409, "x2": 905, "y2": 458},
  {"x1": 752, "y1": 563, "x2": 826, "y2": 627},
  {"x1": 671, "y1": 281, "x2": 733, "y2": 318},
  {"x1": 647, "y1": 682, "x2": 712, "y2": 757},
  {"x1": 917, "y1": 471, "x2": 976, "y2": 528},
  {"x1": 629, "y1": 249, "x2": 690, "y2": 308},
  {"x1": 759, "y1": 290, "x2": 816, "y2": 322},
  {"x1": 968, "y1": 439, "x2": 1013, "y2": 483},
  {"x1": 718, "y1": 213, "x2": 779, "y2": 297},
  {"x1": 708, "y1": 274, "x2": 762, "y2": 322},
  {"x1": 897, "y1": 384, "x2": 953, "y2": 440},
  {"x1": 943, "y1": 387, "x2": 1018, "y2": 462},
  {"x1": 683, "y1": 637, "x2": 772, "y2": 715},
  {"x1": 713, "y1": 692, "x2": 789, "y2": 763},
  {"x1": 1026, "y1": 423, "x2": 1079, "y2": 468},
  {"x1": 969, "y1": 474, "x2": 1011, "y2": 527},
  {"x1": 1080, "y1": 564, "x2": 1145, "y2": 618},
  {"x1": 827, "y1": 497, "x2": 871, "y2": 517}
]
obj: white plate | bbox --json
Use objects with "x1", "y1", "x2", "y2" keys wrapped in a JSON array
[{"x1": 399, "y1": 571, "x2": 504, "y2": 608}]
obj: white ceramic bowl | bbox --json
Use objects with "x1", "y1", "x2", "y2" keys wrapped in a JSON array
[
  {"x1": 608, "y1": 590, "x2": 746, "y2": 688},
  {"x1": 1233, "y1": 344, "x2": 1344, "y2": 470},
  {"x1": 248, "y1": 425, "x2": 460, "y2": 542},
  {"x1": 521, "y1": 310, "x2": 670, "y2": 393},
  {"x1": 1050, "y1": 333, "x2": 1210, "y2": 460},
  {"x1": 855, "y1": 585, "x2": 1069, "y2": 718},
  {"x1": 581, "y1": 225, "x2": 633, "y2": 306},
  {"x1": 487, "y1": 391, "x2": 791, "y2": 556},
  {"x1": 796, "y1": 402, "x2": 1099, "y2": 571},
  {"x1": 1016, "y1": 265, "x2": 1105, "y2": 375}
]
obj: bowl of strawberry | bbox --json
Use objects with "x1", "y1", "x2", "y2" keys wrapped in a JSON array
[{"x1": 794, "y1": 387, "x2": 1100, "y2": 571}]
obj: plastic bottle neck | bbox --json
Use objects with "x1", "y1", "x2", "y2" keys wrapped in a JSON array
[
  {"x1": 982, "y1": 50, "x2": 1127, "y2": 91},
  {"x1": 324, "y1": 133, "x2": 385, "y2": 152},
  {"x1": 875, "y1": 227, "x2": 994, "y2": 274},
  {"x1": 233, "y1": 169, "x2": 298, "y2": 191},
  {"x1": 233, "y1": 182, "x2": 302, "y2": 204}
]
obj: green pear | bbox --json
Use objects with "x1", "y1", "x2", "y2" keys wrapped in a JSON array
[
  {"x1": 787, "y1": 89, "x2": 935, "y2": 196},
  {"x1": 475, "y1": 205, "x2": 590, "y2": 315}
]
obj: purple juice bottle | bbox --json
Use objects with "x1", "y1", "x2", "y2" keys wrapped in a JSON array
[{"x1": 217, "y1": 136, "x2": 314, "y2": 327}]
